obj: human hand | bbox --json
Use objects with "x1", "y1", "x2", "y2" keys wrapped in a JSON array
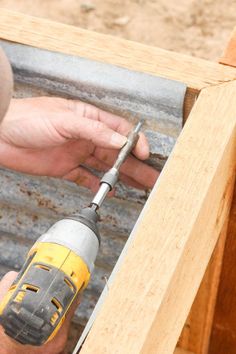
[
  {"x1": 0, "y1": 47, "x2": 13, "y2": 121},
  {"x1": 0, "y1": 97, "x2": 158, "y2": 192},
  {"x1": 0, "y1": 272, "x2": 77, "y2": 354}
]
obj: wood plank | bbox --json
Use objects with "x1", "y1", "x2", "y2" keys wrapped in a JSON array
[
  {"x1": 177, "y1": 38, "x2": 236, "y2": 353},
  {"x1": 1, "y1": 9, "x2": 235, "y2": 89},
  {"x1": 220, "y1": 27, "x2": 236, "y2": 67},
  {"x1": 175, "y1": 349, "x2": 195, "y2": 354},
  {"x1": 178, "y1": 223, "x2": 228, "y2": 354},
  {"x1": 0, "y1": 10, "x2": 236, "y2": 120},
  {"x1": 208, "y1": 186, "x2": 236, "y2": 354},
  {"x1": 207, "y1": 28, "x2": 236, "y2": 354},
  {"x1": 79, "y1": 81, "x2": 236, "y2": 354}
]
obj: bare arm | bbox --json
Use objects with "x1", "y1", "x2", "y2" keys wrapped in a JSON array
[{"x1": 0, "y1": 47, "x2": 13, "y2": 122}]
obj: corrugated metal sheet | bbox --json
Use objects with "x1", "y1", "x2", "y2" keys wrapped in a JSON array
[
  {"x1": 1, "y1": 40, "x2": 187, "y2": 170},
  {"x1": 0, "y1": 41, "x2": 186, "y2": 330},
  {"x1": 1, "y1": 40, "x2": 186, "y2": 139}
]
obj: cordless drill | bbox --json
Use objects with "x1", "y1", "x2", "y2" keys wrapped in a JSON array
[{"x1": 0, "y1": 121, "x2": 142, "y2": 346}]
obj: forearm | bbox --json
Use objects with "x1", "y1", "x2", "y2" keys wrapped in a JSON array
[{"x1": 0, "y1": 47, "x2": 13, "y2": 122}]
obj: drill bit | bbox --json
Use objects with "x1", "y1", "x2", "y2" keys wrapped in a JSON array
[{"x1": 91, "y1": 120, "x2": 143, "y2": 209}]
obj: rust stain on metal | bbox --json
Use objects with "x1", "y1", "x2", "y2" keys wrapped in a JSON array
[{"x1": 19, "y1": 186, "x2": 58, "y2": 211}]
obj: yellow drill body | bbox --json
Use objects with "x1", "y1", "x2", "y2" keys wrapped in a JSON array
[
  {"x1": 0, "y1": 242, "x2": 90, "y2": 343},
  {"x1": 0, "y1": 212, "x2": 100, "y2": 346}
]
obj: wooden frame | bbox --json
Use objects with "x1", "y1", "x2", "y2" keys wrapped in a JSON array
[
  {"x1": 79, "y1": 82, "x2": 236, "y2": 354},
  {"x1": 0, "y1": 9, "x2": 236, "y2": 120},
  {"x1": 0, "y1": 10, "x2": 236, "y2": 354}
]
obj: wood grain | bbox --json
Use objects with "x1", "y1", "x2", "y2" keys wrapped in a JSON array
[
  {"x1": 208, "y1": 185, "x2": 236, "y2": 354},
  {"x1": 206, "y1": 29, "x2": 236, "y2": 354},
  {"x1": 0, "y1": 10, "x2": 236, "y2": 120},
  {"x1": 177, "y1": 33, "x2": 236, "y2": 353},
  {"x1": 178, "y1": 223, "x2": 228, "y2": 354},
  {"x1": 79, "y1": 81, "x2": 236, "y2": 354},
  {"x1": 0, "y1": 10, "x2": 235, "y2": 89},
  {"x1": 175, "y1": 349, "x2": 195, "y2": 354},
  {"x1": 220, "y1": 27, "x2": 236, "y2": 67}
]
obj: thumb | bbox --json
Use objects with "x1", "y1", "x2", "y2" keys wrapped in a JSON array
[
  {"x1": 0, "y1": 271, "x2": 18, "y2": 302},
  {"x1": 59, "y1": 115, "x2": 127, "y2": 149}
]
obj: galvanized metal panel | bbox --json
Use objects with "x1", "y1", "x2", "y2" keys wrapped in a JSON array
[
  {"x1": 1, "y1": 40, "x2": 186, "y2": 169},
  {"x1": 1, "y1": 40, "x2": 186, "y2": 138},
  {"x1": 12, "y1": 81, "x2": 176, "y2": 170}
]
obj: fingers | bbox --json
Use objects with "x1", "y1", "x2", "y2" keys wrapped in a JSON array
[
  {"x1": 94, "y1": 147, "x2": 159, "y2": 189},
  {"x1": 118, "y1": 173, "x2": 147, "y2": 190},
  {"x1": 44, "y1": 294, "x2": 81, "y2": 354},
  {"x1": 63, "y1": 166, "x2": 100, "y2": 193},
  {"x1": 94, "y1": 112, "x2": 149, "y2": 160},
  {"x1": 0, "y1": 271, "x2": 18, "y2": 302},
  {"x1": 85, "y1": 156, "x2": 109, "y2": 173},
  {"x1": 85, "y1": 156, "x2": 147, "y2": 190},
  {"x1": 64, "y1": 165, "x2": 115, "y2": 196},
  {"x1": 64, "y1": 294, "x2": 81, "y2": 325},
  {"x1": 68, "y1": 100, "x2": 149, "y2": 160},
  {"x1": 89, "y1": 109, "x2": 149, "y2": 160},
  {"x1": 58, "y1": 115, "x2": 127, "y2": 150},
  {"x1": 120, "y1": 157, "x2": 159, "y2": 189}
]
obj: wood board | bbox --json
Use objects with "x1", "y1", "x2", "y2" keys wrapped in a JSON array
[
  {"x1": 178, "y1": 224, "x2": 228, "y2": 354},
  {"x1": 0, "y1": 10, "x2": 236, "y2": 120},
  {"x1": 79, "y1": 81, "x2": 236, "y2": 354},
  {"x1": 175, "y1": 348, "x2": 195, "y2": 354},
  {"x1": 207, "y1": 28, "x2": 236, "y2": 354},
  {"x1": 208, "y1": 187, "x2": 236, "y2": 354},
  {"x1": 177, "y1": 34, "x2": 236, "y2": 353}
]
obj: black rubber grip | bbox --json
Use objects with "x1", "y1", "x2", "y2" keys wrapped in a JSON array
[{"x1": 0, "y1": 262, "x2": 76, "y2": 346}]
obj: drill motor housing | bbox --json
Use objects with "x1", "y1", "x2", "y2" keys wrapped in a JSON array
[{"x1": 0, "y1": 208, "x2": 100, "y2": 345}]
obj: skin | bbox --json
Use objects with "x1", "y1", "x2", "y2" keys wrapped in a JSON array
[
  {"x1": 0, "y1": 48, "x2": 13, "y2": 121},
  {"x1": 0, "y1": 97, "x2": 158, "y2": 191},
  {"x1": 0, "y1": 97, "x2": 159, "y2": 354}
]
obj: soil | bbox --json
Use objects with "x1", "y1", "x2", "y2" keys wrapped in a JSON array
[{"x1": 0, "y1": 0, "x2": 235, "y2": 61}]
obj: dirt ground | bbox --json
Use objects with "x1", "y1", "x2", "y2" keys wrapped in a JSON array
[{"x1": 0, "y1": 0, "x2": 236, "y2": 61}]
